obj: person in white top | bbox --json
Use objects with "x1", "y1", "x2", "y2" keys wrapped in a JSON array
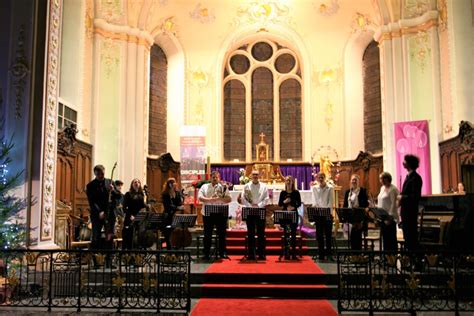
[
  {"x1": 240, "y1": 170, "x2": 269, "y2": 260},
  {"x1": 377, "y1": 172, "x2": 400, "y2": 251},
  {"x1": 311, "y1": 172, "x2": 334, "y2": 260},
  {"x1": 198, "y1": 171, "x2": 232, "y2": 260}
]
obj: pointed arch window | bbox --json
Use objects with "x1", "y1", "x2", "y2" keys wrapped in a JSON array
[{"x1": 223, "y1": 40, "x2": 302, "y2": 161}]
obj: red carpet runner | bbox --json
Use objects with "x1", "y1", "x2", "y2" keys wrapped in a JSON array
[
  {"x1": 191, "y1": 298, "x2": 337, "y2": 316},
  {"x1": 191, "y1": 255, "x2": 337, "y2": 316}
]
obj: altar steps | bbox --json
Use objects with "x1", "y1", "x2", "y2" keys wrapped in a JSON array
[{"x1": 191, "y1": 271, "x2": 338, "y2": 299}]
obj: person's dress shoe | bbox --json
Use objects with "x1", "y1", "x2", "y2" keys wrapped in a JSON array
[
  {"x1": 219, "y1": 254, "x2": 230, "y2": 259},
  {"x1": 247, "y1": 255, "x2": 256, "y2": 260}
]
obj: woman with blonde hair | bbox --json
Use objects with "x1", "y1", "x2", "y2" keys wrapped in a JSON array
[
  {"x1": 122, "y1": 178, "x2": 146, "y2": 250},
  {"x1": 278, "y1": 175, "x2": 302, "y2": 259}
]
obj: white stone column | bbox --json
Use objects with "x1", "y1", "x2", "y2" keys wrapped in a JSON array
[
  {"x1": 376, "y1": 11, "x2": 443, "y2": 193},
  {"x1": 92, "y1": 19, "x2": 152, "y2": 186}
]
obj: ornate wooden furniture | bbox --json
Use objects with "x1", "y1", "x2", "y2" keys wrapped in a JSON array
[
  {"x1": 146, "y1": 153, "x2": 181, "y2": 212},
  {"x1": 55, "y1": 126, "x2": 93, "y2": 248},
  {"x1": 439, "y1": 121, "x2": 473, "y2": 193}
]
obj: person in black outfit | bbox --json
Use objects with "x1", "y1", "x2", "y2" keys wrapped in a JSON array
[
  {"x1": 278, "y1": 176, "x2": 302, "y2": 260},
  {"x1": 398, "y1": 154, "x2": 423, "y2": 251},
  {"x1": 122, "y1": 178, "x2": 146, "y2": 250},
  {"x1": 161, "y1": 177, "x2": 184, "y2": 250},
  {"x1": 86, "y1": 164, "x2": 120, "y2": 267},
  {"x1": 343, "y1": 174, "x2": 369, "y2": 250}
]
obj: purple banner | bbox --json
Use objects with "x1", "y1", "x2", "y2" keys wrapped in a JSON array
[{"x1": 394, "y1": 120, "x2": 432, "y2": 195}]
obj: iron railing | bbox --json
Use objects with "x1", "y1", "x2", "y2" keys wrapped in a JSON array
[
  {"x1": 337, "y1": 250, "x2": 474, "y2": 315},
  {"x1": 0, "y1": 249, "x2": 191, "y2": 313}
]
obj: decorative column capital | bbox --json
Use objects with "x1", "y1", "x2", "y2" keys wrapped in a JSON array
[
  {"x1": 94, "y1": 18, "x2": 154, "y2": 49},
  {"x1": 374, "y1": 10, "x2": 439, "y2": 44}
]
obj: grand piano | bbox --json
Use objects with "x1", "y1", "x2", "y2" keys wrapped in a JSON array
[{"x1": 418, "y1": 193, "x2": 474, "y2": 251}]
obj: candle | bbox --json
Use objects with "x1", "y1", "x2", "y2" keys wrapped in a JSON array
[
  {"x1": 295, "y1": 178, "x2": 297, "y2": 189},
  {"x1": 302, "y1": 182, "x2": 304, "y2": 190}
]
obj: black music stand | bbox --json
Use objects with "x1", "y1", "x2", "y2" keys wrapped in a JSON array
[
  {"x1": 204, "y1": 205, "x2": 229, "y2": 218},
  {"x1": 335, "y1": 207, "x2": 366, "y2": 249},
  {"x1": 274, "y1": 211, "x2": 299, "y2": 261},
  {"x1": 148, "y1": 213, "x2": 165, "y2": 249},
  {"x1": 241, "y1": 207, "x2": 266, "y2": 261},
  {"x1": 203, "y1": 205, "x2": 229, "y2": 260},
  {"x1": 368, "y1": 207, "x2": 390, "y2": 223},
  {"x1": 132, "y1": 212, "x2": 147, "y2": 249},
  {"x1": 171, "y1": 214, "x2": 197, "y2": 251},
  {"x1": 307, "y1": 207, "x2": 333, "y2": 259}
]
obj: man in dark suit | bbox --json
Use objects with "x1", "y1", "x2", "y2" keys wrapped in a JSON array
[{"x1": 398, "y1": 154, "x2": 423, "y2": 251}]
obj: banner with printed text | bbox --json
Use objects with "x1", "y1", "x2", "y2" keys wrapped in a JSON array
[
  {"x1": 394, "y1": 120, "x2": 432, "y2": 195},
  {"x1": 180, "y1": 126, "x2": 206, "y2": 186}
]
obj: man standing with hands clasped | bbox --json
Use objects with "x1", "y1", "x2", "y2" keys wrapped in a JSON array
[
  {"x1": 198, "y1": 171, "x2": 232, "y2": 260},
  {"x1": 240, "y1": 170, "x2": 269, "y2": 260},
  {"x1": 312, "y1": 172, "x2": 334, "y2": 261}
]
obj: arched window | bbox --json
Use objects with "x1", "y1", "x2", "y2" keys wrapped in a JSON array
[
  {"x1": 362, "y1": 41, "x2": 382, "y2": 154},
  {"x1": 149, "y1": 44, "x2": 167, "y2": 155},
  {"x1": 223, "y1": 39, "x2": 302, "y2": 161}
]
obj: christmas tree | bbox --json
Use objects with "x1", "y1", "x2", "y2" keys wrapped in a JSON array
[{"x1": 0, "y1": 135, "x2": 28, "y2": 249}]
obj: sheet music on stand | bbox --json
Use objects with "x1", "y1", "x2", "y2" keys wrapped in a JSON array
[
  {"x1": 133, "y1": 211, "x2": 147, "y2": 224},
  {"x1": 242, "y1": 207, "x2": 266, "y2": 221},
  {"x1": 307, "y1": 207, "x2": 332, "y2": 222},
  {"x1": 204, "y1": 204, "x2": 229, "y2": 218},
  {"x1": 171, "y1": 214, "x2": 197, "y2": 228},
  {"x1": 147, "y1": 213, "x2": 165, "y2": 229},
  {"x1": 335, "y1": 207, "x2": 366, "y2": 224},
  {"x1": 273, "y1": 211, "x2": 298, "y2": 225},
  {"x1": 368, "y1": 207, "x2": 389, "y2": 221}
]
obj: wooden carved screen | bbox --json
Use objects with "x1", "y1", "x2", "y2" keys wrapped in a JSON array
[
  {"x1": 439, "y1": 121, "x2": 474, "y2": 193},
  {"x1": 337, "y1": 151, "x2": 384, "y2": 206},
  {"x1": 56, "y1": 128, "x2": 93, "y2": 218},
  {"x1": 146, "y1": 153, "x2": 181, "y2": 212}
]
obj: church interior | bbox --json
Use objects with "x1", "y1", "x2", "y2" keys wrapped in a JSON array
[{"x1": 0, "y1": 0, "x2": 473, "y2": 314}]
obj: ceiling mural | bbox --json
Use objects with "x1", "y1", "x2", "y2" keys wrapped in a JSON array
[
  {"x1": 404, "y1": 0, "x2": 431, "y2": 19},
  {"x1": 315, "y1": 0, "x2": 340, "y2": 17},
  {"x1": 190, "y1": 3, "x2": 216, "y2": 24}
]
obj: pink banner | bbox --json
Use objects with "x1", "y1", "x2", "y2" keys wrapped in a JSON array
[{"x1": 394, "y1": 120, "x2": 432, "y2": 195}]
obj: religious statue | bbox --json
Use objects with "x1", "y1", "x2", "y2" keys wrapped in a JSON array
[
  {"x1": 255, "y1": 133, "x2": 269, "y2": 161},
  {"x1": 320, "y1": 155, "x2": 333, "y2": 180}
]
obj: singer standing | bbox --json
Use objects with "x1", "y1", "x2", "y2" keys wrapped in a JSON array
[
  {"x1": 398, "y1": 154, "x2": 423, "y2": 251},
  {"x1": 122, "y1": 179, "x2": 146, "y2": 250},
  {"x1": 198, "y1": 171, "x2": 231, "y2": 260},
  {"x1": 377, "y1": 172, "x2": 400, "y2": 251},
  {"x1": 241, "y1": 170, "x2": 269, "y2": 260},
  {"x1": 86, "y1": 164, "x2": 119, "y2": 268},
  {"x1": 343, "y1": 174, "x2": 369, "y2": 250},
  {"x1": 278, "y1": 176, "x2": 301, "y2": 260},
  {"x1": 312, "y1": 172, "x2": 334, "y2": 260},
  {"x1": 161, "y1": 178, "x2": 184, "y2": 250}
]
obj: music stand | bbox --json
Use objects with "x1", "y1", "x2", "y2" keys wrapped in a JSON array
[
  {"x1": 368, "y1": 207, "x2": 389, "y2": 223},
  {"x1": 335, "y1": 208, "x2": 366, "y2": 249},
  {"x1": 171, "y1": 214, "x2": 197, "y2": 251},
  {"x1": 147, "y1": 213, "x2": 166, "y2": 250},
  {"x1": 242, "y1": 207, "x2": 266, "y2": 221},
  {"x1": 204, "y1": 204, "x2": 229, "y2": 259},
  {"x1": 307, "y1": 207, "x2": 332, "y2": 259},
  {"x1": 241, "y1": 207, "x2": 266, "y2": 261},
  {"x1": 204, "y1": 205, "x2": 229, "y2": 218},
  {"x1": 132, "y1": 211, "x2": 148, "y2": 249},
  {"x1": 274, "y1": 211, "x2": 299, "y2": 261}
]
